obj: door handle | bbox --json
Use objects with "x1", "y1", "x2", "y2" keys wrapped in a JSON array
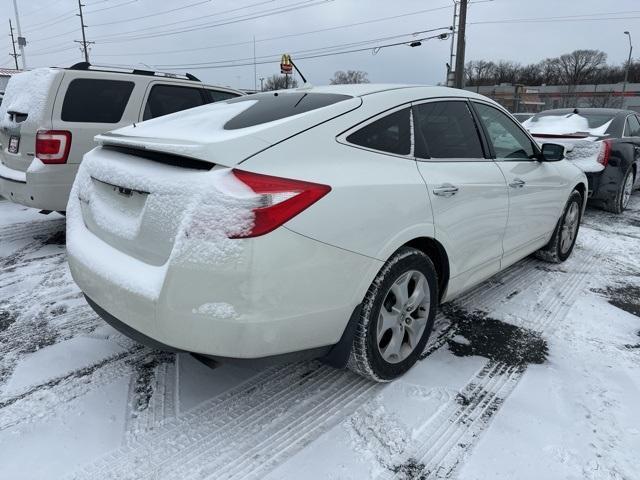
[
  {"x1": 509, "y1": 178, "x2": 526, "y2": 188},
  {"x1": 433, "y1": 184, "x2": 459, "y2": 197}
]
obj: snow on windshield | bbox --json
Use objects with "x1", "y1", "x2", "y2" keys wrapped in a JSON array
[
  {"x1": 0, "y1": 68, "x2": 59, "y2": 130},
  {"x1": 523, "y1": 113, "x2": 613, "y2": 138}
]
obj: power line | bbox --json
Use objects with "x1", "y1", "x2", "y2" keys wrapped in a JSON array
[
  {"x1": 92, "y1": 3, "x2": 453, "y2": 57},
  {"x1": 93, "y1": 0, "x2": 333, "y2": 43},
  {"x1": 93, "y1": 0, "x2": 280, "y2": 39},
  {"x1": 139, "y1": 31, "x2": 451, "y2": 71},
  {"x1": 85, "y1": 0, "x2": 139, "y2": 14},
  {"x1": 152, "y1": 27, "x2": 451, "y2": 68},
  {"x1": 89, "y1": 0, "x2": 212, "y2": 27},
  {"x1": 469, "y1": 11, "x2": 640, "y2": 26}
]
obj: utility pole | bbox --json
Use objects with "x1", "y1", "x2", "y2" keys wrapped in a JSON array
[
  {"x1": 11, "y1": 0, "x2": 26, "y2": 69},
  {"x1": 623, "y1": 31, "x2": 633, "y2": 104},
  {"x1": 75, "y1": 0, "x2": 93, "y2": 63},
  {"x1": 454, "y1": 0, "x2": 468, "y2": 89},
  {"x1": 447, "y1": 1, "x2": 458, "y2": 86},
  {"x1": 253, "y1": 36, "x2": 257, "y2": 92},
  {"x1": 9, "y1": 19, "x2": 20, "y2": 70}
]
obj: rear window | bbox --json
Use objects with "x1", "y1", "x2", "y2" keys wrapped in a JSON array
[
  {"x1": 224, "y1": 92, "x2": 351, "y2": 130},
  {"x1": 346, "y1": 108, "x2": 411, "y2": 156},
  {"x1": 61, "y1": 79, "x2": 134, "y2": 123},
  {"x1": 143, "y1": 84, "x2": 207, "y2": 120},
  {"x1": 207, "y1": 90, "x2": 240, "y2": 103}
]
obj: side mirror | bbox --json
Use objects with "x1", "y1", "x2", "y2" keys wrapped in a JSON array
[{"x1": 541, "y1": 143, "x2": 565, "y2": 162}]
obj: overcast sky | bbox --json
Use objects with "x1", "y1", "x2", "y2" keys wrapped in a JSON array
[{"x1": 2, "y1": 0, "x2": 639, "y2": 89}]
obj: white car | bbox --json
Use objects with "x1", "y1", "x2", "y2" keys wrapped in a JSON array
[
  {"x1": 0, "y1": 63, "x2": 243, "y2": 213},
  {"x1": 67, "y1": 84, "x2": 587, "y2": 382}
]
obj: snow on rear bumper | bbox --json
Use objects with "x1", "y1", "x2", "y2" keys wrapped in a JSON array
[
  {"x1": 0, "y1": 161, "x2": 77, "y2": 211},
  {"x1": 68, "y1": 214, "x2": 381, "y2": 358}
]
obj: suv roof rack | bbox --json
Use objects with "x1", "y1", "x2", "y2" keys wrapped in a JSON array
[{"x1": 67, "y1": 62, "x2": 201, "y2": 82}]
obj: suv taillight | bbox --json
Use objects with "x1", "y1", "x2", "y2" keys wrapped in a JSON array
[
  {"x1": 36, "y1": 130, "x2": 72, "y2": 164},
  {"x1": 597, "y1": 139, "x2": 612, "y2": 167},
  {"x1": 230, "y1": 169, "x2": 331, "y2": 238}
]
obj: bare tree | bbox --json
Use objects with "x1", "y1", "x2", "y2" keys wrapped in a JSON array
[
  {"x1": 263, "y1": 74, "x2": 299, "y2": 91},
  {"x1": 329, "y1": 70, "x2": 370, "y2": 84},
  {"x1": 556, "y1": 49, "x2": 607, "y2": 86}
]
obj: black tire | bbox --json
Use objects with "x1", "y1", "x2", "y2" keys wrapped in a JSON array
[
  {"x1": 535, "y1": 190, "x2": 582, "y2": 263},
  {"x1": 603, "y1": 166, "x2": 634, "y2": 214},
  {"x1": 347, "y1": 247, "x2": 438, "y2": 382}
]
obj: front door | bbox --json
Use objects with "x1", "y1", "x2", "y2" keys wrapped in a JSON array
[{"x1": 471, "y1": 102, "x2": 568, "y2": 261}]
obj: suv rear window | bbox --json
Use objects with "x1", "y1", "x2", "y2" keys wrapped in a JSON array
[
  {"x1": 61, "y1": 79, "x2": 134, "y2": 123},
  {"x1": 224, "y1": 92, "x2": 351, "y2": 130},
  {"x1": 143, "y1": 84, "x2": 207, "y2": 120}
]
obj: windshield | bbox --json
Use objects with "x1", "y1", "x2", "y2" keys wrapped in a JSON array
[{"x1": 224, "y1": 92, "x2": 352, "y2": 130}]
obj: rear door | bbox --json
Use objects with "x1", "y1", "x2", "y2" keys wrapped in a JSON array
[
  {"x1": 413, "y1": 99, "x2": 508, "y2": 291},
  {"x1": 471, "y1": 101, "x2": 567, "y2": 259},
  {"x1": 50, "y1": 73, "x2": 141, "y2": 164}
]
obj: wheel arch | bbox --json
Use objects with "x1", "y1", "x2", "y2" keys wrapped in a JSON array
[
  {"x1": 573, "y1": 181, "x2": 588, "y2": 213},
  {"x1": 403, "y1": 236, "x2": 450, "y2": 303}
]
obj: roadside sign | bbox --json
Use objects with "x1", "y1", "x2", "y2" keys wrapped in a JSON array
[{"x1": 280, "y1": 54, "x2": 292, "y2": 74}]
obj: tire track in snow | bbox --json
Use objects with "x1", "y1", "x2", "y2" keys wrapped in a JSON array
[
  {"x1": 67, "y1": 246, "x2": 583, "y2": 480},
  {"x1": 380, "y1": 233, "x2": 608, "y2": 480}
]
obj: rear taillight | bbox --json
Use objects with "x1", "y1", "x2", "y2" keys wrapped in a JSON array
[
  {"x1": 36, "y1": 130, "x2": 72, "y2": 164},
  {"x1": 230, "y1": 169, "x2": 331, "y2": 238},
  {"x1": 597, "y1": 139, "x2": 612, "y2": 167}
]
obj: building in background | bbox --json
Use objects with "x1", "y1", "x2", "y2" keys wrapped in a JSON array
[{"x1": 465, "y1": 83, "x2": 640, "y2": 113}]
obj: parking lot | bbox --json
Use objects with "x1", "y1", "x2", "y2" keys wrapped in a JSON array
[{"x1": 0, "y1": 195, "x2": 637, "y2": 479}]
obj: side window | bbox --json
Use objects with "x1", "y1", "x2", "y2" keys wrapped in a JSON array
[
  {"x1": 61, "y1": 79, "x2": 134, "y2": 123},
  {"x1": 473, "y1": 103, "x2": 535, "y2": 160},
  {"x1": 625, "y1": 115, "x2": 640, "y2": 137},
  {"x1": 413, "y1": 101, "x2": 484, "y2": 159},
  {"x1": 206, "y1": 90, "x2": 240, "y2": 103},
  {"x1": 143, "y1": 84, "x2": 206, "y2": 120},
  {"x1": 346, "y1": 108, "x2": 411, "y2": 156}
]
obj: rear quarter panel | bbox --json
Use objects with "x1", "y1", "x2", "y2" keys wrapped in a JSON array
[{"x1": 239, "y1": 112, "x2": 436, "y2": 263}]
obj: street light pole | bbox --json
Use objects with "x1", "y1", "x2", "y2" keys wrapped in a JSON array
[{"x1": 623, "y1": 31, "x2": 633, "y2": 105}]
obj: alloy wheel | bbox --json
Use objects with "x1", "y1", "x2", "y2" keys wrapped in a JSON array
[
  {"x1": 376, "y1": 270, "x2": 430, "y2": 364},
  {"x1": 560, "y1": 201, "x2": 580, "y2": 254}
]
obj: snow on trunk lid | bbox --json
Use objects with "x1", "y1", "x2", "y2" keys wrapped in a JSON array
[
  {"x1": 524, "y1": 113, "x2": 613, "y2": 173},
  {"x1": 67, "y1": 147, "x2": 259, "y2": 300},
  {"x1": 0, "y1": 68, "x2": 60, "y2": 172}
]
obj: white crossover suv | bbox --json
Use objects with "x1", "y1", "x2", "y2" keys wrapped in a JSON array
[
  {"x1": 0, "y1": 63, "x2": 242, "y2": 212},
  {"x1": 67, "y1": 85, "x2": 587, "y2": 382}
]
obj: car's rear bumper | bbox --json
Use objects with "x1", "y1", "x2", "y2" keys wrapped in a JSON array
[
  {"x1": 68, "y1": 216, "x2": 382, "y2": 359},
  {"x1": 0, "y1": 161, "x2": 77, "y2": 211}
]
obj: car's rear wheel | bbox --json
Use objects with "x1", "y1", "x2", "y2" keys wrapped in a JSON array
[
  {"x1": 535, "y1": 190, "x2": 582, "y2": 263},
  {"x1": 604, "y1": 166, "x2": 634, "y2": 214},
  {"x1": 347, "y1": 247, "x2": 437, "y2": 382}
]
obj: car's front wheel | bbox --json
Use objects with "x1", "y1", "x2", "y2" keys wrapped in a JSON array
[
  {"x1": 535, "y1": 190, "x2": 582, "y2": 263},
  {"x1": 347, "y1": 247, "x2": 437, "y2": 382}
]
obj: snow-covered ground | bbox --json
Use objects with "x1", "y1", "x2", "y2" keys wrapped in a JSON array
[{"x1": 0, "y1": 196, "x2": 639, "y2": 480}]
